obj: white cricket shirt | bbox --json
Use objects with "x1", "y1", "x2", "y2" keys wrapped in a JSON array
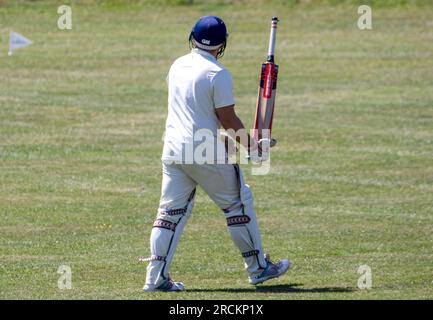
[{"x1": 162, "y1": 48, "x2": 235, "y2": 164}]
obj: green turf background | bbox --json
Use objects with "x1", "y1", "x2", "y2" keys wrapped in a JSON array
[{"x1": 0, "y1": 0, "x2": 432, "y2": 299}]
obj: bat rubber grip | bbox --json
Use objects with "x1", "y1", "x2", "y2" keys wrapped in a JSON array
[{"x1": 268, "y1": 17, "x2": 278, "y2": 58}]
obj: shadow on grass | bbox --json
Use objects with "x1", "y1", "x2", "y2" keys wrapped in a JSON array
[{"x1": 188, "y1": 283, "x2": 354, "y2": 294}]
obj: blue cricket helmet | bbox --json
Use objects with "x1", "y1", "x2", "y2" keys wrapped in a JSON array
[{"x1": 189, "y1": 16, "x2": 228, "y2": 56}]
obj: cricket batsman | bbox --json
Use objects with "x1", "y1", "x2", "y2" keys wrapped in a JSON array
[{"x1": 142, "y1": 16, "x2": 290, "y2": 292}]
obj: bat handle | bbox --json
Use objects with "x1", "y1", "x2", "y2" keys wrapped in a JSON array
[{"x1": 267, "y1": 16, "x2": 278, "y2": 62}]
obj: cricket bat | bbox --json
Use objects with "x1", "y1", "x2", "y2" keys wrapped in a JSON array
[{"x1": 252, "y1": 17, "x2": 279, "y2": 148}]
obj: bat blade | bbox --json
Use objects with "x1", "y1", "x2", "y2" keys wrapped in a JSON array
[{"x1": 253, "y1": 61, "x2": 278, "y2": 142}]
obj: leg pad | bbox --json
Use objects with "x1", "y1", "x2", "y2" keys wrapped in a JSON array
[
  {"x1": 242, "y1": 250, "x2": 260, "y2": 258},
  {"x1": 227, "y1": 215, "x2": 251, "y2": 226},
  {"x1": 153, "y1": 219, "x2": 177, "y2": 231}
]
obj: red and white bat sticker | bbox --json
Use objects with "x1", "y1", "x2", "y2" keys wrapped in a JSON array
[{"x1": 263, "y1": 63, "x2": 275, "y2": 99}]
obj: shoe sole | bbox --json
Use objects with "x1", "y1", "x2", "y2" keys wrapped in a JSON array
[
  {"x1": 143, "y1": 286, "x2": 157, "y2": 292},
  {"x1": 250, "y1": 261, "x2": 292, "y2": 285},
  {"x1": 143, "y1": 287, "x2": 184, "y2": 292},
  {"x1": 143, "y1": 285, "x2": 185, "y2": 292}
]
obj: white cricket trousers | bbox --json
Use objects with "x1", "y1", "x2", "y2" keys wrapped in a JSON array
[{"x1": 145, "y1": 162, "x2": 267, "y2": 286}]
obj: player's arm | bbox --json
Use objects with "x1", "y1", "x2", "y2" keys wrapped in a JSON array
[{"x1": 216, "y1": 105, "x2": 258, "y2": 152}]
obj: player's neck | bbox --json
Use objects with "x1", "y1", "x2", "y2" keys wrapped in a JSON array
[{"x1": 194, "y1": 48, "x2": 218, "y2": 59}]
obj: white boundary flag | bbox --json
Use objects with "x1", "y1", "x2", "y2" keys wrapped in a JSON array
[{"x1": 9, "y1": 31, "x2": 33, "y2": 56}]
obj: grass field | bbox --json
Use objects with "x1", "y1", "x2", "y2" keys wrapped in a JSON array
[{"x1": 1, "y1": 0, "x2": 433, "y2": 299}]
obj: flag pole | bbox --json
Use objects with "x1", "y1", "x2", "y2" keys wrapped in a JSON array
[{"x1": 8, "y1": 30, "x2": 13, "y2": 56}]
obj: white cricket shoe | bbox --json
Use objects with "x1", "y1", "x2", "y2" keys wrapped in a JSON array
[
  {"x1": 249, "y1": 255, "x2": 291, "y2": 285},
  {"x1": 143, "y1": 278, "x2": 185, "y2": 292}
]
